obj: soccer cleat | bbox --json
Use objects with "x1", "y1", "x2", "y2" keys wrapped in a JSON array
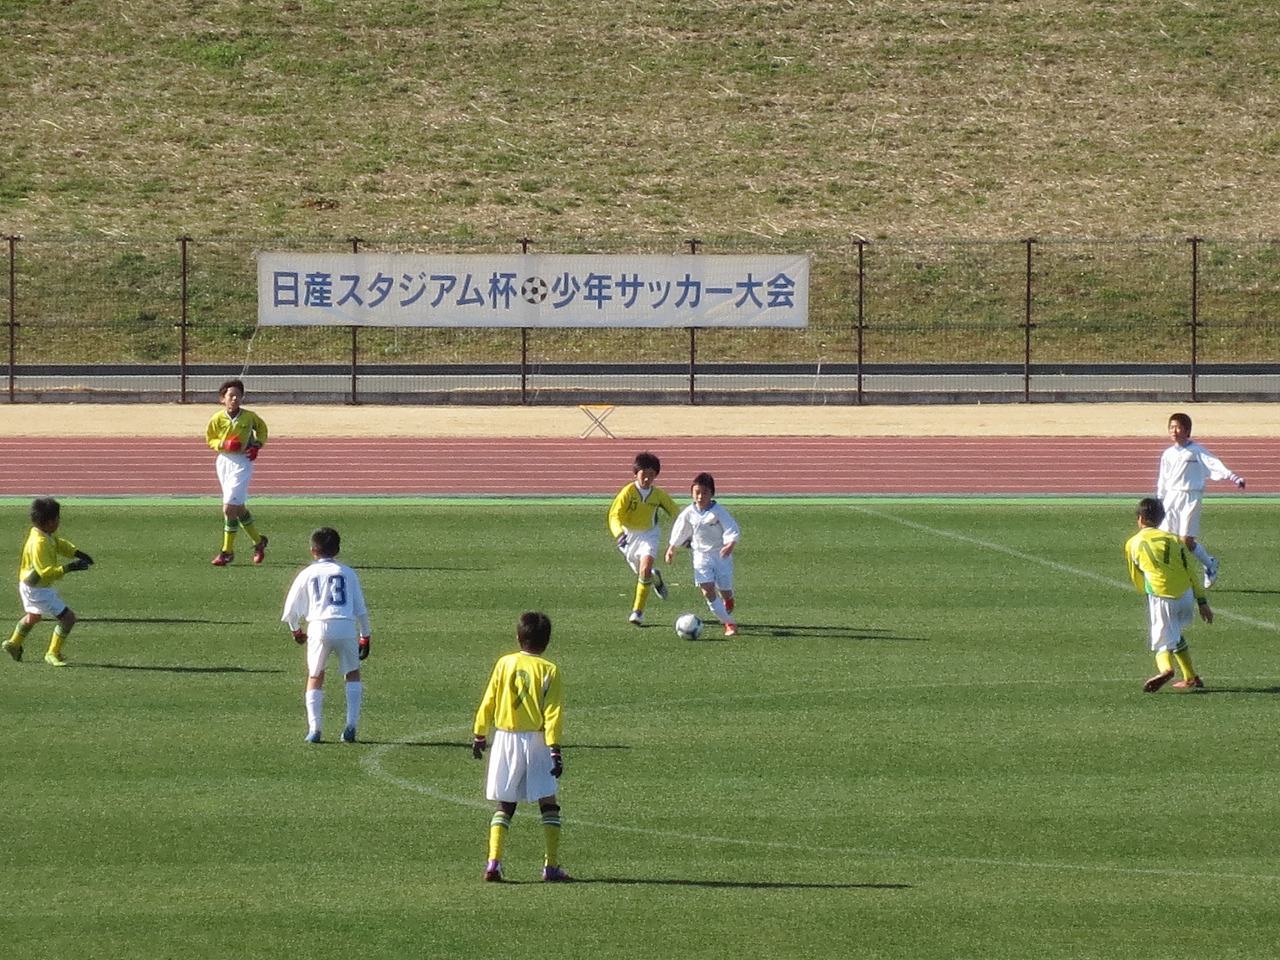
[
  {"x1": 2, "y1": 639, "x2": 22, "y2": 662},
  {"x1": 304, "y1": 730, "x2": 322, "y2": 743},
  {"x1": 1203, "y1": 556, "x2": 1219, "y2": 588},
  {"x1": 211, "y1": 552, "x2": 234, "y2": 566},
  {"x1": 1172, "y1": 676, "x2": 1205, "y2": 690},
  {"x1": 724, "y1": 623, "x2": 738, "y2": 638},
  {"x1": 1143, "y1": 670, "x2": 1175, "y2": 693},
  {"x1": 724, "y1": 597, "x2": 735, "y2": 614},
  {"x1": 628, "y1": 610, "x2": 644, "y2": 625},
  {"x1": 341, "y1": 726, "x2": 357, "y2": 743},
  {"x1": 253, "y1": 536, "x2": 269, "y2": 565},
  {"x1": 542, "y1": 865, "x2": 574, "y2": 883},
  {"x1": 652, "y1": 569, "x2": 669, "y2": 601},
  {"x1": 44, "y1": 652, "x2": 67, "y2": 668},
  {"x1": 483, "y1": 860, "x2": 504, "y2": 882}
]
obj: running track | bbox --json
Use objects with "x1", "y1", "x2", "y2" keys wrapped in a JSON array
[{"x1": 1, "y1": 437, "x2": 1275, "y2": 496}]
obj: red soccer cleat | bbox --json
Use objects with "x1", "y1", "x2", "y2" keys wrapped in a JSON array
[{"x1": 211, "y1": 552, "x2": 234, "y2": 566}]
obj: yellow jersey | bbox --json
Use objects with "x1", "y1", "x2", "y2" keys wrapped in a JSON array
[
  {"x1": 607, "y1": 482, "x2": 678, "y2": 538},
  {"x1": 474, "y1": 650, "x2": 563, "y2": 747},
  {"x1": 1125, "y1": 526, "x2": 1205, "y2": 603},
  {"x1": 206, "y1": 408, "x2": 269, "y2": 453},
  {"x1": 18, "y1": 527, "x2": 80, "y2": 587}
]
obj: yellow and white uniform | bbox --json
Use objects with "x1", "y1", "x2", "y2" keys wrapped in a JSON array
[
  {"x1": 607, "y1": 481, "x2": 678, "y2": 572},
  {"x1": 17, "y1": 527, "x2": 79, "y2": 616},
  {"x1": 474, "y1": 650, "x2": 563, "y2": 803},
  {"x1": 206, "y1": 408, "x2": 268, "y2": 506},
  {"x1": 1125, "y1": 525, "x2": 1206, "y2": 652}
]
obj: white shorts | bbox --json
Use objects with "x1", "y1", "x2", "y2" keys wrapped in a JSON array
[
  {"x1": 305, "y1": 620, "x2": 361, "y2": 678},
  {"x1": 1146, "y1": 590, "x2": 1195, "y2": 653},
  {"x1": 19, "y1": 583, "x2": 67, "y2": 617},
  {"x1": 215, "y1": 453, "x2": 254, "y2": 506},
  {"x1": 621, "y1": 528, "x2": 660, "y2": 574},
  {"x1": 485, "y1": 729, "x2": 559, "y2": 804},
  {"x1": 691, "y1": 551, "x2": 734, "y2": 592},
  {"x1": 1159, "y1": 491, "x2": 1202, "y2": 539}
]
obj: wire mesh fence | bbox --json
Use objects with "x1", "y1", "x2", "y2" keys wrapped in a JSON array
[{"x1": 3, "y1": 234, "x2": 1279, "y2": 404}]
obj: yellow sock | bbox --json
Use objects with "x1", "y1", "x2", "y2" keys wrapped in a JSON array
[
  {"x1": 542, "y1": 807, "x2": 562, "y2": 867},
  {"x1": 9, "y1": 620, "x2": 32, "y2": 648},
  {"x1": 488, "y1": 811, "x2": 511, "y2": 862},
  {"x1": 1172, "y1": 648, "x2": 1197, "y2": 681},
  {"x1": 48, "y1": 628, "x2": 67, "y2": 658},
  {"x1": 240, "y1": 512, "x2": 261, "y2": 543},
  {"x1": 1155, "y1": 650, "x2": 1173, "y2": 674},
  {"x1": 222, "y1": 521, "x2": 237, "y2": 554},
  {"x1": 633, "y1": 579, "x2": 652, "y2": 612}
]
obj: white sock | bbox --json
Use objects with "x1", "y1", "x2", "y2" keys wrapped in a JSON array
[
  {"x1": 306, "y1": 688, "x2": 323, "y2": 733},
  {"x1": 345, "y1": 680, "x2": 363, "y2": 730},
  {"x1": 707, "y1": 596, "x2": 731, "y2": 624},
  {"x1": 1192, "y1": 543, "x2": 1212, "y2": 565}
]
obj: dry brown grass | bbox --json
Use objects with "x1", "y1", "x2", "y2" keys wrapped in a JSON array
[{"x1": 3, "y1": 0, "x2": 1279, "y2": 242}]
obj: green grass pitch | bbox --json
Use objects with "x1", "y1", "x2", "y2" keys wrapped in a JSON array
[{"x1": 2, "y1": 497, "x2": 1279, "y2": 960}]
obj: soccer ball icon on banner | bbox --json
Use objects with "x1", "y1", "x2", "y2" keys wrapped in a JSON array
[
  {"x1": 675, "y1": 613, "x2": 703, "y2": 641},
  {"x1": 521, "y1": 276, "x2": 549, "y2": 303}
]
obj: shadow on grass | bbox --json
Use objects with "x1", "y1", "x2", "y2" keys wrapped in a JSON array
[
  {"x1": 744, "y1": 624, "x2": 928, "y2": 642},
  {"x1": 571, "y1": 877, "x2": 911, "y2": 890},
  {"x1": 89, "y1": 617, "x2": 255, "y2": 625},
  {"x1": 1199, "y1": 686, "x2": 1280, "y2": 695},
  {"x1": 77, "y1": 662, "x2": 284, "y2": 675},
  {"x1": 356, "y1": 565, "x2": 487, "y2": 572}
]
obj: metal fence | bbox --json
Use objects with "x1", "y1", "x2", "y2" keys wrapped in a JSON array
[{"x1": 3, "y1": 234, "x2": 1279, "y2": 404}]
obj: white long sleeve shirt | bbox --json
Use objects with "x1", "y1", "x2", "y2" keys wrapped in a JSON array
[
  {"x1": 669, "y1": 501, "x2": 741, "y2": 556},
  {"x1": 1156, "y1": 440, "x2": 1238, "y2": 498}
]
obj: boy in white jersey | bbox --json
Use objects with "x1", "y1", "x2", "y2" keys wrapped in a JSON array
[
  {"x1": 665, "y1": 472, "x2": 741, "y2": 637},
  {"x1": 206, "y1": 379, "x2": 269, "y2": 566},
  {"x1": 607, "y1": 451, "x2": 678, "y2": 626},
  {"x1": 3, "y1": 497, "x2": 94, "y2": 667},
  {"x1": 1156, "y1": 412, "x2": 1245, "y2": 588},
  {"x1": 472, "y1": 611, "x2": 570, "y2": 883},
  {"x1": 281, "y1": 527, "x2": 371, "y2": 743}
]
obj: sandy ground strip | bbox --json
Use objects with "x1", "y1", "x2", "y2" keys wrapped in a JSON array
[{"x1": 0, "y1": 401, "x2": 1272, "y2": 439}]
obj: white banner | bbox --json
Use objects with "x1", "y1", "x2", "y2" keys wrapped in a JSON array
[{"x1": 257, "y1": 253, "x2": 808, "y2": 328}]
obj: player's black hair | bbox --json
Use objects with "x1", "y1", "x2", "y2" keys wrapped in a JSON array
[
  {"x1": 632, "y1": 451, "x2": 661, "y2": 475},
  {"x1": 692, "y1": 472, "x2": 716, "y2": 495},
  {"x1": 1137, "y1": 497, "x2": 1165, "y2": 527},
  {"x1": 30, "y1": 496, "x2": 60, "y2": 526},
  {"x1": 1169, "y1": 412, "x2": 1192, "y2": 433},
  {"x1": 517, "y1": 610, "x2": 552, "y2": 653},
  {"x1": 310, "y1": 526, "x2": 341, "y2": 558},
  {"x1": 219, "y1": 378, "x2": 245, "y2": 398}
]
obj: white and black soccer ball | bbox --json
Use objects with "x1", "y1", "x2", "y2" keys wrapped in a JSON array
[
  {"x1": 675, "y1": 613, "x2": 703, "y2": 641},
  {"x1": 521, "y1": 276, "x2": 549, "y2": 303}
]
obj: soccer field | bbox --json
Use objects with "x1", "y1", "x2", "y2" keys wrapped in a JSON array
[{"x1": 3, "y1": 498, "x2": 1278, "y2": 960}]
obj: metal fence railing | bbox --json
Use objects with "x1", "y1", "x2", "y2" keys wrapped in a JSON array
[{"x1": 4, "y1": 234, "x2": 1279, "y2": 404}]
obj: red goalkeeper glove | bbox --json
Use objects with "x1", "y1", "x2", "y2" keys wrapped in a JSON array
[
  {"x1": 292, "y1": 629, "x2": 306, "y2": 644},
  {"x1": 246, "y1": 443, "x2": 261, "y2": 461},
  {"x1": 358, "y1": 636, "x2": 370, "y2": 660},
  {"x1": 222, "y1": 436, "x2": 243, "y2": 453}
]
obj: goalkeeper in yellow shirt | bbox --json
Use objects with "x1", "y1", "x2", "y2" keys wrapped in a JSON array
[
  {"x1": 1125, "y1": 497, "x2": 1212, "y2": 692},
  {"x1": 472, "y1": 611, "x2": 570, "y2": 883},
  {"x1": 206, "y1": 378, "x2": 269, "y2": 566},
  {"x1": 3, "y1": 497, "x2": 94, "y2": 667},
  {"x1": 607, "y1": 451, "x2": 678, "y2": 625}
]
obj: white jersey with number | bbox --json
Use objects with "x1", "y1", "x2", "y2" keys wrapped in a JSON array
[{"x1": 281, "y1": 558, "x2": 370, "y2": 637}]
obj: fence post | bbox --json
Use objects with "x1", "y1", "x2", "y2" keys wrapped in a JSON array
[
  {"x1": 1022, "y1": 237, "x2": 1037, "y2": 403},
  {"x1": 349, "y1": 237, "x2": 362, "y2": 404},
  {"x1": 520, "y1": 237, "x2": 533, "y2": 404},
  {"x1": 685, "y1": 238, "x2": 701, "y2": 404},
  {"x1": 855, "y1": 238, "x2": 866, "y2": 405},
  {"x1": 1188, "y1": 236, "x2": 1201, "y2": 401},
  {"x1": 178, "y1": 236, "x2": 191, "y2": 402},
  {"x1": 5, "y1": 235, "x2": 16, "y2": 403}
]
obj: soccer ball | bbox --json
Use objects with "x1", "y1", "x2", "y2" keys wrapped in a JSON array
[
  {"x1": 521, "y1": 276, "x2": 549, "y2": 303},
  {"x1": 675, "y1": 613, "x2": 703, "y2": 641}
]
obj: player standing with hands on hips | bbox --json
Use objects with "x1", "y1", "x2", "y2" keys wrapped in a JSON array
[
  {"x1": 281, "y1": 527, "x2": 371, "y2": 744},
  {"x1": 472, "y1": 611, "x2": 571, "y2": 883},
  {"x1": 1156, "y1": 412, "x2": 1245, "y2": 588},
  {"x1": 206, "y1": 378, "x2": 269, "y2": 566}
]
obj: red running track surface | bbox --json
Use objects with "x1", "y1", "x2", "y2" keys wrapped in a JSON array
[{"x1": 0, "y1": 436, "x2": 1275, "y2": 496}]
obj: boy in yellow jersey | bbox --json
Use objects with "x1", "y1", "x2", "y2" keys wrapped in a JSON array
[
  {"x1": 206, "y1": 379, "x2": 269, "y2": 566},
  {"x1": 1125, "y1": 497, "x2": 1212, "y2": 692},
  {"x1": 472, "y1": 611, "x2": 570, "y2": 883},
  {"x1": 3, "y1": 497, "x2": 94, "y2": 667},
  {"x1": 607, "y1": 451, "x2": 678, "y2": 625}
]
